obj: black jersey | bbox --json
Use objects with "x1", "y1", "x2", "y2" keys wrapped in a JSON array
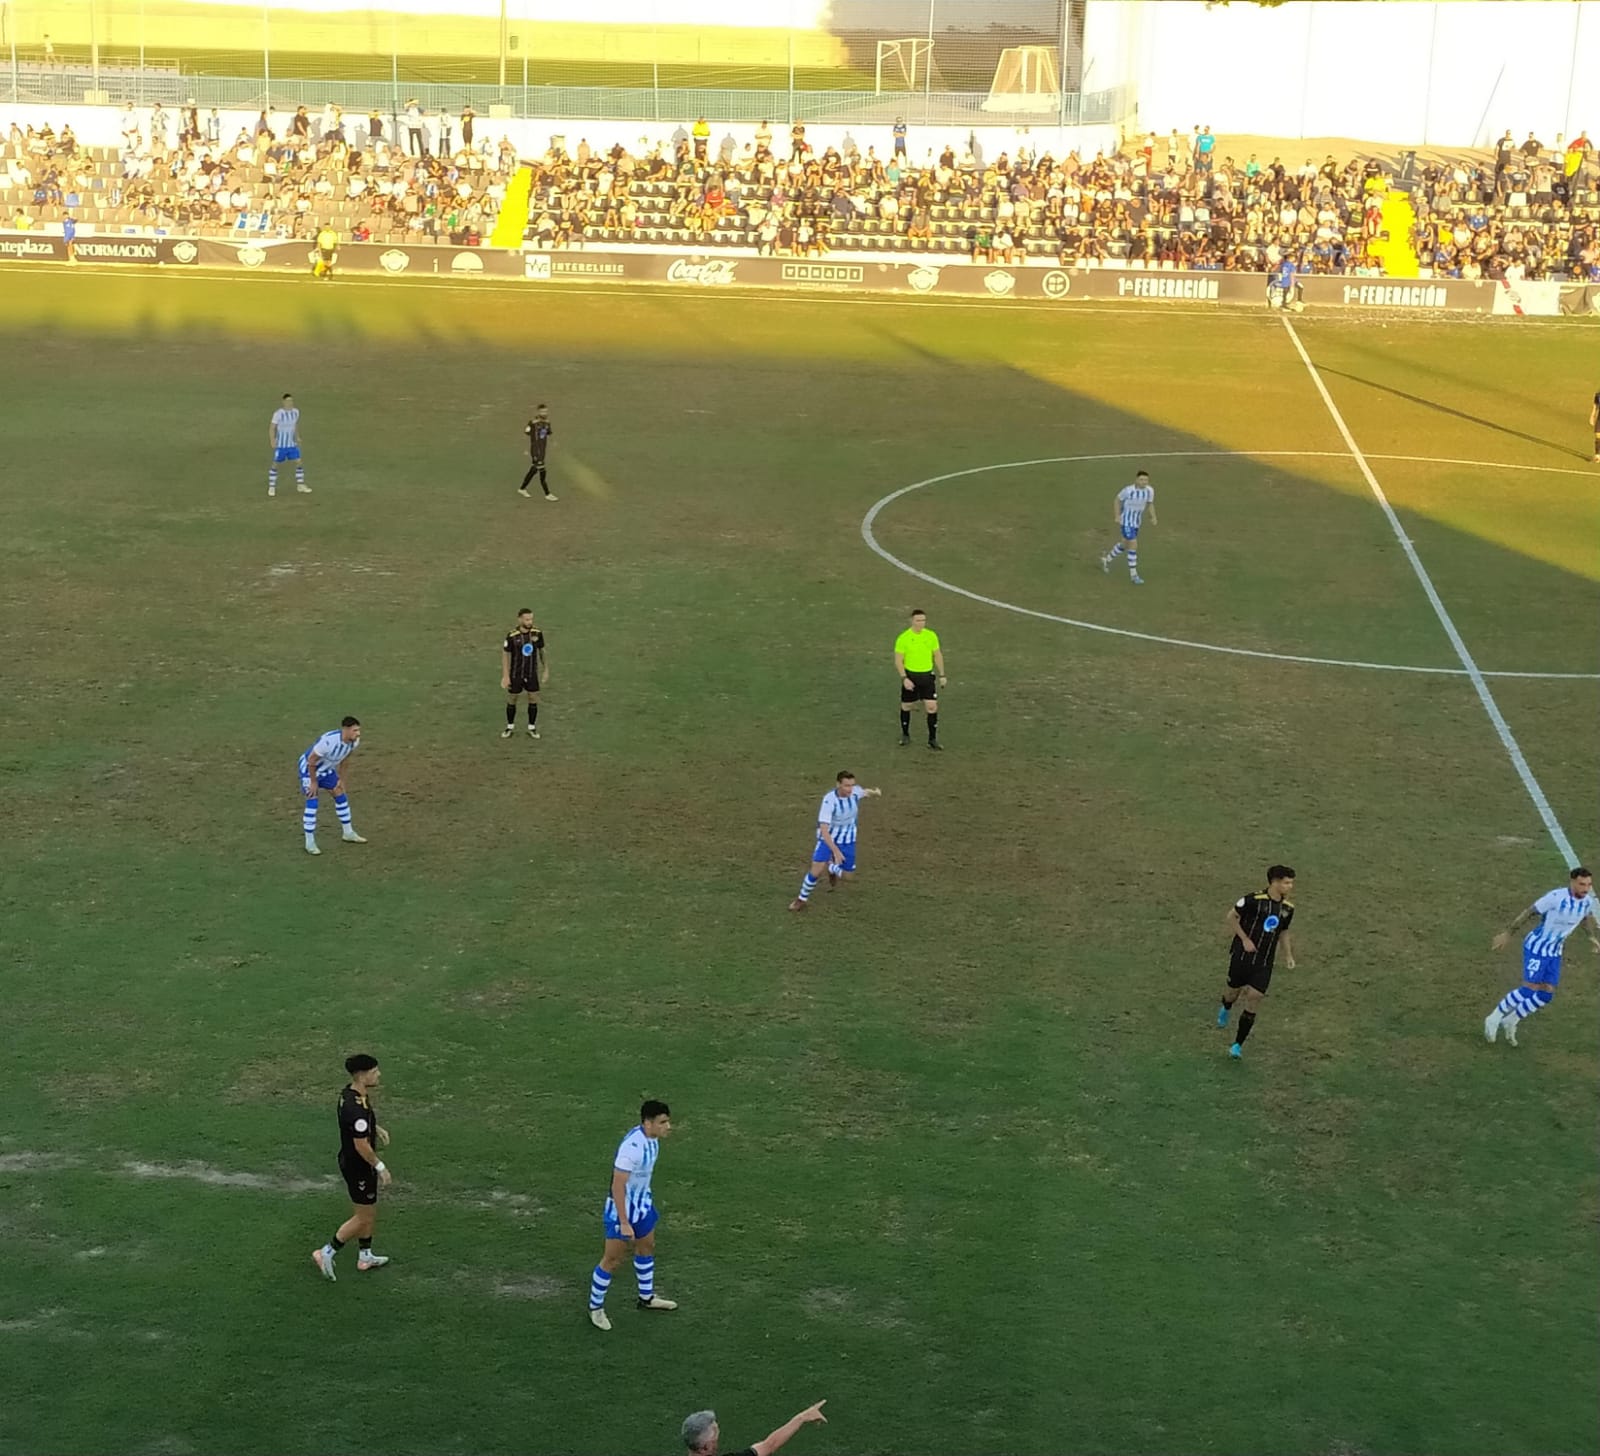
[
  {"x1": 504, "y1": 626, "x2": 546, "y2": 687},
  {"x1": 1230, "y1": 890, "x2": 1295, "y2": 973},
  {"x1": 525, "y1": 417, "x2": 553, "y2": 462},
  {"x1": 337, "y1": 1085, "x2": 378, "y2": 1162}
]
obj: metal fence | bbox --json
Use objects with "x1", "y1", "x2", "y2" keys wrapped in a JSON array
[{"x1": 1, "y1": 0, "x2": 1125, "y2": 128}]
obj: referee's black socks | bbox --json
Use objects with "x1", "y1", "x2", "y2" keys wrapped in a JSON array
[
  {"x1": 927, "y1": 711, "x2": 938, "y2": 743},
  {"x1": 900, "y1": 710, "x2": 911, "y2": 735},
  {"x1": 1234, "y1": 1010, "x2": 1256, "y2": 1046}
]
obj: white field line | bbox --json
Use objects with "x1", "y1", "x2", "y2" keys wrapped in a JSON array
[
  {"x1": 1281, "y1": 316, "x2": 1581, "y2": 866},
  {"x1": 858, "y1": 451, "x2": 1600, "y2": 681}
]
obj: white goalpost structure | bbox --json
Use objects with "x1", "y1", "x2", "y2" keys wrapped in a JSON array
[
  {"x1": 983, "y1": 43, "x2": 1061, "y2": 113},
  {"x1": 874, "y1": 37, "x2": 934, "y2": 94}
]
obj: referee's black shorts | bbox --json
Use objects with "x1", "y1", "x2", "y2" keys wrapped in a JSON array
[
  {"x1": 339, "y1": 1154, "x2": 379, "y2": 1206},
  {"x1": 1226, "y1": 957, "x2": 1273, "y2": 994},
  {"x1": 900, "y1": 670, "x2": 938, "y2": 703}
]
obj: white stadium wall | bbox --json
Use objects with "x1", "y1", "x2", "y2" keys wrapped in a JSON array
[{"x1": 1083, "y1": 0, "x2": 1599, "y2": 148}]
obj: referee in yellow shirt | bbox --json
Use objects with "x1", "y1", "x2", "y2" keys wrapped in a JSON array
[
  {"x1": 313, "y1": 222, "x2": 339, "y2": 280},
  {"x1": 894, "y1": 608, "x2": 947, "y2": 749}
]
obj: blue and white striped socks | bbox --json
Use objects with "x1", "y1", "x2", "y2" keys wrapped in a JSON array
[
  {"x1": 798, "y1": 872, "x2": 818, "y2": 902},
  {"x1": 1127, "y1": 549, "x2": 1139, "y2": 578},
  {"x1": 268, "y1": 466, "x2": 278, "y2": 492},
  {"x1": 334, "y1": 793, "x2": 353, "y2": 830},
  {"x1": 1493, "y1": 987, "x2": 1552, "y2": 1023},
  {"x1": 588, "y1": 1265, "x2": 611, "y2": 1310},
  {"x1": 302, "y1": 797, "x2": 318, "y2": 835},
  {"x1": 1105, "y1": 543, "x2": 1125, "y2": 560},
  {"x1": 634, "y1": 1255, "x2": 654, "y2": 1301}
]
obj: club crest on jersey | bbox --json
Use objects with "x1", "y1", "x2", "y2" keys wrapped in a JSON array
[
  {"x1": 1263, "y1": 914, "x2": 1281, "y2": 932},
  {"x1": 521, "y1": 643, "x2": 534, "y2": 656}
]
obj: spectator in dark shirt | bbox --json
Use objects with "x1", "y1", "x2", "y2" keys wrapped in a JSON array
[{"x1": 681, "y1": 1401, "x2": 827, "y2": 1456}]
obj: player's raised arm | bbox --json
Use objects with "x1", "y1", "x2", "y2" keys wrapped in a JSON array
[{"x1": 752, "y1": 1400, "x2": 829, "y2": 1456}]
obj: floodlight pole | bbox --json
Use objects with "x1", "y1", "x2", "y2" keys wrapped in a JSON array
[
  {"x1": 498, "y1": 0, "x2": 507, "y2": 90},
  {"x1": 89, "y1": 0, "x2": 100, "y2": 93},
  {"x1": 1421, "y1": 1, "x2": 1439, "y2": 146},
  {"x1": 1564, "y1": 2, "x2": 1582, "y2": 140},
  {"x1": 923, "y1": 0, "x2": 933, "y2": 127}
]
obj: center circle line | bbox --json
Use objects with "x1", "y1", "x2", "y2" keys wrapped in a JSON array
[{"x1": 859, "y1": 451, "x2": 1600, "y2": 681}]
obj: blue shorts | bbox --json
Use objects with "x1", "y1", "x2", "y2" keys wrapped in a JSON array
[
  {"x1": 1120, "y1": 524, "x2": 1139, "y2": 541},
  {"x1": 273, "y1": 446, "x2": 301, "y2": 463},
  {"x1": 603, "y1": 1199, "x2": 658, "y2": 1241},
  {"x1": 813, "y1": 839, "x2": 857, "y2": 873},
  {"x1": 298, "y1": 763, "x2": 340, "y2": 794},
  {"x1": 1523, "y1": 942, "x2": 1562, "y2": 987}
]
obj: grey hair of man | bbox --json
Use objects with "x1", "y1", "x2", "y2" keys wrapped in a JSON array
[{"x1": 681, "y1": 1410, "x2": 718, "y2": 1453}]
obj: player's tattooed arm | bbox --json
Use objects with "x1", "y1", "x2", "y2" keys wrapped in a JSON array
[{"x1": 1491, "y1": 904, "x2": 1538, "y2": 950}]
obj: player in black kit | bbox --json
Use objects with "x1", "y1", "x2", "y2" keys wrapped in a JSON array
[
  {"x1": 501, "y1": 606, "x2": 549, "y2": 739},
  {"x1": 1216, "y1": 865, "x2": 1298, "y2": 1060},
  {"x1": 311, "y1": 1052, "x2": 392, "y2": 1281},
  {"x1": 519, "y1": 404, "x2": 557, "y2": 499}
]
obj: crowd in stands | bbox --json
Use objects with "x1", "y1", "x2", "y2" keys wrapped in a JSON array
[
  {"x1": 3, "y1": 106, "x2": 1598, "y2": 281},
  {"x1": 2, "y1": 102, "x2": 516, "y2": 245}
]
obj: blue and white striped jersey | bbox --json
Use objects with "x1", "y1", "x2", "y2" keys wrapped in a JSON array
[
  {"x1": 610, "y1": 1125, "x2": 659, "y2": 1223},
  {"x1": 271, "y1": 406, "x2": 301, "y2": 449},
  {"x1": 1116, "y1": 482, "x2": 1155, "y2": 530},
  {"x1": 1525, "y1": 887, "x2": 1598, "y2": 958},
  {"x1": 301, "y1": 728, "x2": 357, "y2": 772},
  {"x1": 816, "y1": 786, "x2": 867, "y2": 845}
]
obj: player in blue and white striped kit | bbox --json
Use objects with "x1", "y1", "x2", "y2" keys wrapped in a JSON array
[
  {"x1": 789, "y1": 770, "x2": 883, "y2": 911},
  {"x1": 1484, "y1": 867, "x2": 1598, "y2": 1045},
  {"x1": 268, "y1": 393, "x2": 311, "y2": 497},
  {"x1": 1100, "y1": 470, "x2": 1157, "y2": 584},
  {"x1": 298, "y1": 716, "x2": 367, "y2": 856},
  {"x1": 587, "y1": 1100, "x2": 677, "y2": 1331}
]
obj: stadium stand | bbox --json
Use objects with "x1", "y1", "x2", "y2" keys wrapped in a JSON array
[{"x1": 2, "y1": 111, "x2": 1597, "y2": 280}]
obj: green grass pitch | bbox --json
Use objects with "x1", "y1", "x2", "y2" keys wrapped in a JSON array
[{"x1": 1, "y1": 271, "x2": 1596, "y2": 1456}]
